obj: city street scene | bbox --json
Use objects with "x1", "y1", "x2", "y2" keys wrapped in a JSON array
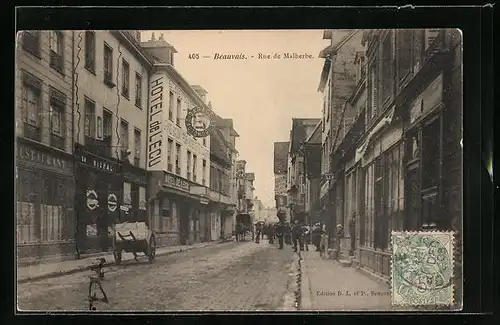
[{"x1": 16, "y1": 29, "x2": 462, "y2": 312}]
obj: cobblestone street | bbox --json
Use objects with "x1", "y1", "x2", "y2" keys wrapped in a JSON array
[{"x1": 17, "y1": 240, "x2": 297, "y2": 312}]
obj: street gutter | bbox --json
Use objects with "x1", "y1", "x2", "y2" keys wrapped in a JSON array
[{"x1": 18, "y1": 242, "x2": 223, "y2": 284}]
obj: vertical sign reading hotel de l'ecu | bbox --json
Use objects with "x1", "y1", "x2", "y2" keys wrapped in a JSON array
[{"x1": 146, "y1": 74, "x2": 165, "y2": 171}]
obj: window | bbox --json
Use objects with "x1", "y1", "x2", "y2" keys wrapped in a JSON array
[
  {"x1": 381, "y1": 31, "x2": 393, "y2": 105},
  {"x1": 421, "y1": 118, "x2": 441, "y2": 190},
  {"x1": 187, "y1": 150, "x2": 192, "y2": 180},
  {"x1": 134, "y1": 128, "x2": 141, "y2": 166},
  {"x1": 135, "y1": 73, "x2": 142, "y2": 108},
  {"x1": 103, "y1": 44, "x2": 114, "y2": 86},
  {"x1": 167, "y1": 138, "x2": 174, "y2": 172},
  {"x1": 168, "y1": 91, "x2": 174, "y2": 121},
  {"x1": 162, "y1": 198, "x2": 172, "y2": 231},
  {"x1": 49, "y1": 31, "x2": 64, "y2": 73},
  {"x1": 120, "y1": 119, "x2": 129, "y2": 160},
  {"x1": 49, "y1": 89, "x2": 66, "y2": 150},
  {"x1": 122, "y1": 59, "x2": 130, "y2": 98},
  {"x1": 175, "y1": 143, "x2": 181, "y2": 175},
  {"x1": 203, "y1": 137, "x2": 207, "y2": 146},
  {"x1": 193, "y1": 154, "x2": 197, "y2": 182},
  {"x1": 84, "y1": 31, "x2": 96, "y2": 72},
  {"x1": 22, "y1": 80, "x2": 41, "y2": 141},
  {"x1": 202, "y1": 159, "x2": 207, "y2": 185},
  {"x1": 22, "y1": 30, "x2": 40, "y2": 57},
  {"x1": 176, "y1": 98, "x2": 182, "y2": 126},
  {"x1": 84, "y1": 98, "x2": 96, "y2": 139},
  {"x1": 103, "y1": 110, "x2": 113, "y2": 155},
  {"x1": 397, "y1": 30, "x2": 413, "y2": 84}
]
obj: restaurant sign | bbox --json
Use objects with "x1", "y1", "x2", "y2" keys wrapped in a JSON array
[
  {"x1": 17, "y1": 143, "x2": 71, "y2": 172},
  {"x1": 164, "y1": 172, "x2": 190, "y2": 192}
]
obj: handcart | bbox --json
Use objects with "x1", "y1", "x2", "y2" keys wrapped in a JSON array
[{"x1": 112, "y1": 221, "x2": 156, "y2": 265}]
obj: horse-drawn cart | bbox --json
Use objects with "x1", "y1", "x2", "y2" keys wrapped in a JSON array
[{"x1": 112, "y1": 221, "x2": 156, "y2": 264}]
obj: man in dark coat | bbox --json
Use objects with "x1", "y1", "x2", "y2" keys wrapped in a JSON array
[
  {"x1": 291, "y1": 219, "x2": 305, "y2": 252},
  {"x1": 275, "y1": 222, "x2": 285, "y2": 249},
  {"x1": 311, "y1": 223, "x2": 322, "y2": 251}
]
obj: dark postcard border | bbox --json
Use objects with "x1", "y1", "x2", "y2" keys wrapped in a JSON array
[{"x1": 10, "y1": 5, "x2": 495, "y2": 325}]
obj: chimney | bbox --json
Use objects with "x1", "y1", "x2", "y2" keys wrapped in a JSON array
[{"x1": 141, "y1": 31, "x2": 177, "y2": 66}]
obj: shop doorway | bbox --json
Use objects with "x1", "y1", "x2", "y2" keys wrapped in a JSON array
[{"x1": 179, "y1": 202, "x2": 189, "y2": 245}]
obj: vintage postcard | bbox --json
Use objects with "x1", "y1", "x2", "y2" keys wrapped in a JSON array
[{"x1": 15, "y1": 29, "x2": 463, "y2": 312}]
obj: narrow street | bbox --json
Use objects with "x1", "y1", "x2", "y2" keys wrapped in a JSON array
[{"x1": 17, "y1": 241, "x2": 297, "y2": 312}]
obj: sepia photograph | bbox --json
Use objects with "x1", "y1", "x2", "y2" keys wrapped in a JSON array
[{"x1": 15, "y1": 28, "x2": 463, "y2": 312}]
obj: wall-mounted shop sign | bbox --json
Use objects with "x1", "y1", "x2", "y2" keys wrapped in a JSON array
[
  {"x1": 410, "y1": 73, "x2": 443, "y2": 124},
  {"x1": 17, "y1": 143, "x2": 71, "y2": 172},
  {"x1": 78, "y1": 153, "x2": 117, "y2": 173},
  {"x1": 185, "y1": 106, "x2": 214, "y2": 138},
  {"x1": 164, "y1": 172, "x2": 190, "y2": 192},
  {"x1": 147, "y1": 74, "x2": 165, "y2": 171},
  {"x1": 108, "y1": 193, "x2": 118, "y2": 212},
  {"x1": 86, "y1": 189, "x2": 99, "y2": 210}
]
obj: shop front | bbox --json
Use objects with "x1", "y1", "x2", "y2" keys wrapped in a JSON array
[
  {"x1": 121, "y1": 163, "x2": 148, "y2": 225},
  {"x1": 355, "y1": 107, "x2": 404, "y2": 278},
  {"x1": 16, "y1": 138, "x2": 76, "y2": 261},
  {"x1": 74, "y1": 144, "x2": 122, "y2": 255}
]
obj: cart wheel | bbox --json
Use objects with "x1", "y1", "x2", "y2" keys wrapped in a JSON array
[
  {"x1": 113, "y1": 251, "x2": 122, "y2": 265},
  {"x1": 148, "y1": 235, "x2": 156, "y2": 263}
]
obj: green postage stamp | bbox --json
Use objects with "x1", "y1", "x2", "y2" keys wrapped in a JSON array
[{"x1": 391, "y1": 231, "x2": 455, "y2": 307}]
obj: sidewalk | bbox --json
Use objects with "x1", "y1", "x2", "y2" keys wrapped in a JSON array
[
  {"x1": 300, "y1": 250, "x2": 391, "y2": 311},
  {"x1": 17, "y1": 241, "x2": 225, "y2": 284}
]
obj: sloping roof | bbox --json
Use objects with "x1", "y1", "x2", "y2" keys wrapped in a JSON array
[
  {"x1": 290, "y1": 118, "x2": 321, "y2": 155},
  {"x1": 216, "y1": 118, "x2": 240, "y2": 137},
  {"x1": 273, "y1": 142, "x2": 289, "y2": 174},
  {"x1": 305, "y1": 120, "x2": 322, "y2": 144}
]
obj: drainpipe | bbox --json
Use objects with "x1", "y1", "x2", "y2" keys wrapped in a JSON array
[{"x1": 71, "y1": 31, "x2": 75, "y2": 156}]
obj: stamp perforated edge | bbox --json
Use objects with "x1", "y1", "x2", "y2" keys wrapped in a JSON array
[{"x1": 390, "y1": 230, "x2": 456, "y2": 309}]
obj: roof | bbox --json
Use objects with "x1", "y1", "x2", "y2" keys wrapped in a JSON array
[
  {"x1": 210, "y1": 127, "x2": 230, "y2": 165},
  {"x1": 318, "y1": 30, "x2": 360, "y2": 91},
  {"x1": 273, "y1": 142, "x2": 289, "y2": 174},
  {"x1": 290, "y1": 118, "x2": 321, "y2": 155},
  {"x1": 318, "y1": 30, "x2": 360, "y2": 58},
  {"x1": 140, "y1": 33, "x2": 178, "y2": 53},
  {"x1": 305, "y1": 120, "x2": 322, "y2": 144},
  {"x1": 191, "y1": 85, "x2": 208, "y2": 95},
  {"x1": 216, "y1": 118, "x2": 240, "y2": 137}
]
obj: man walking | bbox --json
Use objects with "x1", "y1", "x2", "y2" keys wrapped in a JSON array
[{"x1": 291, "y1": 219, "x2": 304, "y2": 252}]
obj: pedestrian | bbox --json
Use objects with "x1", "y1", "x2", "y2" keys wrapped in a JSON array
[
  {"x1": 291, "y1": 220, "x2": 305, "y2": 252},
  {"x1": 319, "y1": 222, "x2": 329, "y2": 257},
  {"x1": 311, "y1": 222, "x2": 321, "y2": 251},
  {"x1": 303, "y1": 224, "x2": 310, "y2": 251},
  {"x1": 275, "y1": 222, "x2": 284, "y2": 249}
]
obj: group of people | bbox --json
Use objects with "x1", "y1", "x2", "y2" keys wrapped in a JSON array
[{"x1": 253, "y1": 218, "x2": 330, "y2": 255}]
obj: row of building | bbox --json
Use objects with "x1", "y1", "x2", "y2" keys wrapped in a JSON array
[
  {"x1": 16, "y1": 30, "x2": 259, "y2": 262},
  {"x1": 274, "y1": 29, "x2": 462, "y2": 282}
]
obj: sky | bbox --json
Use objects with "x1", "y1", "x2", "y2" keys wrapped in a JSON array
[{"x1": 141, "y1": 30, "x2": 330, "y2": 208}]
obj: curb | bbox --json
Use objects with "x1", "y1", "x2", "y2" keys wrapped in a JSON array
[
  {"x1": 356, "y1": 266, "x2": 391, "y2": 287},
  {"x1": 299, "y1": 253, "x2": 313, "y2": 310},
  {"x1": 18, "y1": 242, "x2": 220, "y2": 284}
]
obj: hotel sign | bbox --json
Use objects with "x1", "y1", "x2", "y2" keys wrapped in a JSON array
[
  {"x1": 164, "y1": 172, "x2": 190, "y2": 192},
  {"x1": 147, "y1": 74, "x2": 166, "y2": 171}
]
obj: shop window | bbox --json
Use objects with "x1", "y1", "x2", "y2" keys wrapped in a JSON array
[
  {"x1": 49, "y1": 31, "x2": 64, "y2": 73},
  {"x1": 41, "y1": 177, "x2": 65, "y2": 243},
  {"x1": 374, "y1": 157, "x2": 388, "y2": 249},
  {"x1": 22, "y1": 30, "x2": 40, "y2": 57},
  {"x1": 162, "y1": 198, "x2": 172, "y2": 231},
  {"x1": 49, "y1": 89, "x2": 66, "y2": 150},
  {"x1": 421, "y1": 118, "x2": 440, "y2": 189},
  {"x1": 22, "y1": 78, "x2": 42, "y2": 141},
  {"x1": 422, "y1": 190, "x2": 438, "y2": 227},
  {"x1": 17, "y1": 170, "x2": 38, "y2": 244},
  {"x1": 84, "y1": 31, "x2": 96, "y2": 72}
]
